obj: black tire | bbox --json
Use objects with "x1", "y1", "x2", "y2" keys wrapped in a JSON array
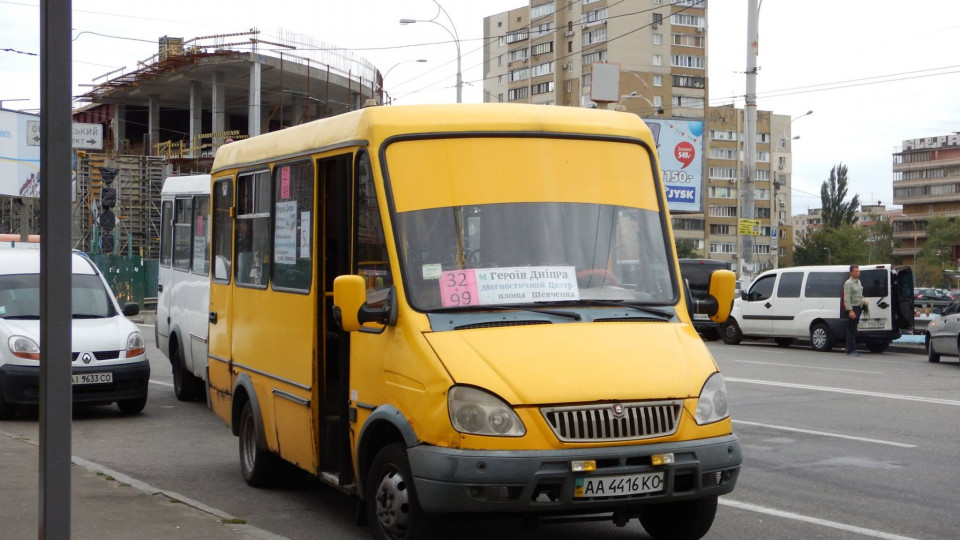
[
  {"x1": 639, "y1": 496, "x2": 718, "y2": 540},
  {"x1": 721, "y1": 319, "x2": 742, "y2": 345},
  {"x1": 927, "y1": 336, "x2": 941, "y2": 363},
  {"x1": 116, "y1": 396, "x2": 147, "y2": 414},
  {"x1": 774, "y1": 338, "x2": 794, "y2": 348},
  {"x1": 0, "y1": 396, "x2": 16, "y2": 420},
  {"x1": 810, "y1": 322, "x2": 833, "y2": 352},
  {"x1": 366, "y1": 443, "x2": 431, "y2": 540},
  {"x1": 865, "y1": 339, "x2": 889, "y2": 354},
  {"x1": 171, "y1": 343, "x2": 203, "y2": 402},
  {"x1": 239, "y1": 400, "x2": 280, "y2": 487},
  {"x1": 703, "y1": 327, "x2": 722, "y2": 341}
]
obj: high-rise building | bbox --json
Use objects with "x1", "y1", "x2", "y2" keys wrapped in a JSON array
[
  {"x1": 891, "y1": 134, "x2": 960, "y2": 266},
  {"x1": 482, "y1": 0, "x2": 706, "y2": 116}
]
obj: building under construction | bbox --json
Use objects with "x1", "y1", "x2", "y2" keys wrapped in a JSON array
[{"x1": 2, "y1": 29, "x2": 384, "y2": 259}]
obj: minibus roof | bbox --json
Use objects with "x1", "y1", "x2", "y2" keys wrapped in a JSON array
[
  {"x1": 210, "y1": 104, "x2": 655, "y2": 175},
  {"x1": 161, "y1": 174, "x2": 212, "y2": 196}
]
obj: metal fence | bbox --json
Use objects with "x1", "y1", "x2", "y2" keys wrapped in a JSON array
[{"x1": 86, "y1": 253, "x2": 158, "y2": 309}]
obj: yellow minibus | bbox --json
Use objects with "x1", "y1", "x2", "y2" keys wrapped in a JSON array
[{"x1": 206, "y1": 104, "x2": 739, "y2": 540}]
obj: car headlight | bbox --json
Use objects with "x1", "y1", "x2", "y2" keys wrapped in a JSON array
[
  {"x1": 694, "y1": 373, "x2": 730, "y2": 425},
  {"x1": 125, "y1": 331, "x2": 146, "y2": 358},
  {"x1": 448, "y1": 386, "x2": 525, "y2": 437},
  {"x1": 9, "y1": 336, "x2": 40, "y2": 361}
]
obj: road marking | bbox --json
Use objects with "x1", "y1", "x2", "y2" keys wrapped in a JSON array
[
  {"x1": 720, "y1": 499, "x2": 919, "y2": 540},
  {"x1": 733, "y1": 420, "x2": 916, "y2": 448},
  {"x1": 726, "y1": 359, "x2": 884, "y2": 374},
  {"x1": 726, "y1": 377, "x2": 960, "y2": 407},
  {"x1": 150, "y1": 379, "x2": 173, "y2": 387}
]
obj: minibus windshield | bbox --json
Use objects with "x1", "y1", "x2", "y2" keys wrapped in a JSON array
[{"x1": 397, "y1": 202, "x2": 674, "y2": 311}]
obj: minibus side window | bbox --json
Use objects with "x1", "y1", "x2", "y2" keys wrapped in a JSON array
[
  {"x1": 271, "y1": 161, "x2": 314, "y2": 292},
  {"x1": 236, "y1": 171, "x2": 272, "y2": 288},
  {"x1": 746, "y1": 274, "x2": 775, "y2": 302},
  {"x1": 212, "y1": 179, "x2": 233, "y2": 283},
  {"x1": 191, "y1": 195, "x2": 211, "y2": 275},
  {"x1": 173, "y1": 197, "x2": 193, "y2": 271},
  {"x1": 160, "y1": 200, "x2": 172, "y2": 267},
  {"x1": 805, "y1": 272, "x2": 847, "y2": 298},
  {"x1": 355, "y1": 152, "x2": 392, "y2": 305},
  {"x1": 777, "y1": 272, "x2": 803, "y2": 298}
]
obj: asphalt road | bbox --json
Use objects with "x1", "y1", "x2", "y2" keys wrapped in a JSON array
[{"x1": 2, "y1": 327, "x2": 959, "y2": 539}]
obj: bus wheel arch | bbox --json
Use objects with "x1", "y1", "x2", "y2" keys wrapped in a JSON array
[{"x1": 356, "y1": 406, "x2": 419, "y2": 502}]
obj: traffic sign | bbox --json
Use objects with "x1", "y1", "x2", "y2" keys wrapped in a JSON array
[{"x1": 25, "y1": 122, "x2": 104, "y2": 150}]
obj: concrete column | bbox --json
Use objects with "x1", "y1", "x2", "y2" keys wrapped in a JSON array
[
  {"x1": 112, "y1": 103, "x2": 126, "y2": 153},
  {"x1": 249, "y1": 60, "x2": 261, "y2": 137},
  {"x1": 148, "y1": 94, "x2": 160, "y2": 155},
  {"x1": 189, "y1": 80, "x2": 202, "y2": 157},
  {"x1": 212, "y1": 71, "x2": 226, "y2": 148}
]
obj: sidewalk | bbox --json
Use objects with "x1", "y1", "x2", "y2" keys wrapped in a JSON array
[{"x1": 0, "y1": 430, "x2": 285, "y2": 540}]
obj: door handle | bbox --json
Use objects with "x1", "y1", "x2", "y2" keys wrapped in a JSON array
[
  {"x1": 764, "y1": 302, "x2": 772, "y2": 309},
  {"x1": 157, "y1": 284, "x2": 163, "y2": 292},
  {"x1": 209, "y1": 311, "x2": 218, "y2": 324}
]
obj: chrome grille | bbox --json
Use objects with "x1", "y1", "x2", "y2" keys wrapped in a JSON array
[{"x1": 541, "y1": 400, "x2": 683, "y2": 442}]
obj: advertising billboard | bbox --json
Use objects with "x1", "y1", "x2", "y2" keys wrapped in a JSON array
[
  {"x1": 644, "y1": 118, "x2": 704, "y2": 214},
  {"x1": 0, "y1": 109, "x2": 41, "y2": 198}
]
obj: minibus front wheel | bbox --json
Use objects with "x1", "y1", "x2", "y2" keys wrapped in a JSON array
[
  {"x1": 639, "y1": 495, "x2": 718, "y2": 540},
  {"x1": 367, "y1": 443, "x2": 431, "y2": 540}
]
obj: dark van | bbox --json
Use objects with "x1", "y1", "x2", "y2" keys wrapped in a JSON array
[{"x1": 679, "y1": 258, "x2": 736, "y2": 340}]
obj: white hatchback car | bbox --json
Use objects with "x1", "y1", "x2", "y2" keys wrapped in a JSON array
[{"x1": 0, "y1": 246, "x2": 149, "y2": 418}]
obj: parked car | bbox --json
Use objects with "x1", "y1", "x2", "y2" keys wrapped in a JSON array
[
  {"x1": 0, "y1": 246, "x2": 149, "y2": 419},
  {"x1": 914, "y1": 287, "x2": 953, "y2": 313},
  {"x1": 925, "y1": 299, "x2": 960, "y2": 364}
]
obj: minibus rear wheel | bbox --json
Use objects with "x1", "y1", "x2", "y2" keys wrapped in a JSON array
[
  {"x1": 367, "y1": 443, "x2": 431, "y2": 540},
  {"x1": 639, "y1": 495, "x2": 717, "y2": 540},
  {"x1": 239, "y1": 400, "x2": 280, "y2": 487}
]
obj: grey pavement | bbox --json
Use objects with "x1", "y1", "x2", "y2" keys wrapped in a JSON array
[{"x1": 0, "y1": 428, "x2": 288, "y2": 539}]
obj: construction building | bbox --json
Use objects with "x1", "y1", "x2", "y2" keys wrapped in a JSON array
[
  {"x1": 891, "y1": 133, "x2": 960, "y2": 266},
  {"x1": 3, "y1": 30, "x2": 382, "y2": 259}
]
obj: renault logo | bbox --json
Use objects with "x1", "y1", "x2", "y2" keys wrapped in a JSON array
[
  {"x1": 612, "y1": 403, "x2": 625, "y2": 417},
  {"x1": 81, "y1": 353, "x2": 92, "y2": 364}
]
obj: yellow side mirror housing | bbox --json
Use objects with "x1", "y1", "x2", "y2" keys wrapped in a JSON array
[
  {"x1": 708, "y1": 269, "x2": 736, "y2": 323},
  {"x1": 334, "y1": 275, "x2": 367, "y2": 332}
]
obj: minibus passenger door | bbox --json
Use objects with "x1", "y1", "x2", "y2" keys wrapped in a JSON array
[{"x1": 207, "y1": 177, "x2": 234, "y2": 417}]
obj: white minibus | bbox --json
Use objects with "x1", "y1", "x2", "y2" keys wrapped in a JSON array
[
  {"x1": 722, "y1": 264, "x2": 915, "y2": 352},
  {"x1": 157, "y1": 175, "x2": 211, "y2": 400}
]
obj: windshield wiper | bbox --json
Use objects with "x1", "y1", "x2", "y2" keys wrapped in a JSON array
[
  {"x1": 72, "y1": 313, "x2": 108, "y2": 319},
  {"x1": 431, "y1": 304, "x2": 582, "y2": 320},
  {"x1": 1, "y1": 314, "x2": 40, "y2": 320},
  {"x1": 570, "y1": 299, "x2": 674, "y2": 319}
]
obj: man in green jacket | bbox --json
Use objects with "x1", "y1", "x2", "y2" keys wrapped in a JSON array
[{"x1": 843, "y1": 264, "x2": 867, "y2": 356}]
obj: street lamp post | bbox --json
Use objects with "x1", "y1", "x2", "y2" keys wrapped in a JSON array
[
  {"x1": 824, "y1": 247, "x2": 831, "y2": 265},
  {"x1": 614, "y1": 91, "x2": 664, "y2": 116},
  {"x1": 400, "y1": 1, "x2": 461, "y2": 103},
  {"x1": 377, "y1": 59, "x2": 427, "y2": 104}
]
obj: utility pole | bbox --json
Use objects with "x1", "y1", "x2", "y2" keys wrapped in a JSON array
[{"x1": 741, "y1": 0, "x2": 759, "y2": 278}]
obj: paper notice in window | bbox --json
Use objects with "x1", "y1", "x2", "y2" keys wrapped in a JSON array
[
  {"x1": 274, "y1": 201, "x2": 297, "y2": 265},
  {"x1": 439, "y1": 266, "x2": 579, "y2": 307}
]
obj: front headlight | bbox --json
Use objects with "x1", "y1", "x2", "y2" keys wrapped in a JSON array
[
  {"x1": 448, "y1": 386, "x2": 526, "y2": 437},
  {"x1": 9, "y1": 336, "x2": 40, "y2": 361},
  {"x1": 694, "y1": 372, "x2": 730, "y2": 425},
  {"x1": 125, "y1": 331, "x2": 146, "y2": 357}
]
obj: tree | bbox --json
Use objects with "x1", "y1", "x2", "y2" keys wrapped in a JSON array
[
  {"x1": 675, "y1": 239, "x2": 700, "y2": 259},
  {"x1": 793, "y1": 224, "x2": 869, "y2": 266},
  {"x1": 914, "y1": 215, "x2": 960, "y2": 286},
  {"x1": 863, "y1": 213, "x2": 896, "y2": 264},
  {"x1": 820, "y1": 163, "x2": 860, "y2": 229}
]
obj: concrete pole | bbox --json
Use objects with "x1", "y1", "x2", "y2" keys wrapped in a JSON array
[
  {"x1": 249, "y1": 60, "x2": 261, "y2": 136},
  {"x1": 741, "y1": 0, "x2": 759, "y2": 278},
  {"x1": 189, "y1": 80, "x2": 202, "y2": 157},
  {"x1": 148, "y1": 93, "x2": 160, "y2": 155},
  {"x1": 212, "y1": 71, "x2": 226, "y2": 148}
]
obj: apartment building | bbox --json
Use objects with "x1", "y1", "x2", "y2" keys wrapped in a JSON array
[
  {"x1": 891, "y1": 133, "x2": 960, "y2": 266},
  {"x1": 692, "y1": 105, "x2": 794, "y2": 272},
  {"x1": 482, "y1": 0, "x2": 707, "y2": 116}
]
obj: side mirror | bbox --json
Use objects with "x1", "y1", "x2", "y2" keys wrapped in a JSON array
[
  {"x1": 708, "y1": 270, "x2": 736, "y2": 323},
  {"x1": 122, "y1": 302, "x2": 140, "y2": 317},
  {"x1": 741, "y1": 290, "x2": 748, "y2": 301},
  {"x1": 333, "y1": 275, "x2": 395, "y2": 333}
]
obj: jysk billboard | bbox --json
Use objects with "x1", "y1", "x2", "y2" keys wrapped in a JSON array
[
  {"x1": 644, "y1": 118, "x2": 703, "y2": 214},
  {"x1": 0, "y1": 109, "x2": 41, "y2": 198}
]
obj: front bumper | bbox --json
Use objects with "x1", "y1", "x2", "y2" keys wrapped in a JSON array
[
  {"x1": 407, "y1": 433, "x2": 741, "y2": 514},
  {"x1": 0, "y1": 359, "x2": 150, "y2": 405}
]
